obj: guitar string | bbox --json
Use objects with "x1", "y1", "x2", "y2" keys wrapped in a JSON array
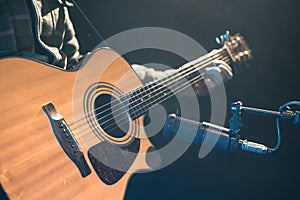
[
  {"x1": 76, "y1": 67, "x2": 208, "y2": 141},
  {"x1": 67, "y1": 49, "x2": 222, "y2": 127},
  {"x1": 85, "y1": 53, "x2": 227, "y2": 131},
  {"x1": 68, "y1": 48, "x2": 226, "y2": 129},
  {"x1": 87, "y1": 57, "x2": 230, "y2": 137},
  {"x1": 75, "y1": 56, "x2": 230, "y2": 142},
  {"x1": 75, "y1": 54, "x2": 229, "y2": 142},
  {"x1": 70, "y1": 51, "x2": 228, "y2": 136},
  {"x1": 72, "y1": 54, "x2": 229, "y2": 140},
  {"x1": 69, "y1": 50, "x2": 226, "y2": 131}
]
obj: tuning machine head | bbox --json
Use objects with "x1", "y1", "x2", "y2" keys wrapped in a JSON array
[
  {"x1": 215, "y1": 30, "x2": 230, "y2": 45},
  {"x1": 215, "y1": 30, "x2": 253, "y2": 74}
]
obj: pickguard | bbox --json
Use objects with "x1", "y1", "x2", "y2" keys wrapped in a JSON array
[{"x1": 88, "y1": 139, "x2": 140, "y2": 185}]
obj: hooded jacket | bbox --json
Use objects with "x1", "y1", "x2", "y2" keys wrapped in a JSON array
[{"x1": 0, "y1": 0, "x2": 81, "y2": 69}]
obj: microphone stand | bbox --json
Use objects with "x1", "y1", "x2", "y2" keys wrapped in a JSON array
[
  {"x1": 163, "y1": 101, "x2": 300, "y2": 155},
  {"x1": 228, "y1": 101, "x2": 300, "y2": 154}
]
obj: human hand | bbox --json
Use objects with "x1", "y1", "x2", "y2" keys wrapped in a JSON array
[{"x1": 193, "y1": 60, "x2": 233, "y2": 96}]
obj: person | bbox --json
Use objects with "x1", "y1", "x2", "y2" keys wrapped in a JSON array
[
  {"x1": 0, "y1": 0, "x2": 232, "y2": 93},
  {"x1": 0, "y1": 1, "x2": 232, "y2": 199}
]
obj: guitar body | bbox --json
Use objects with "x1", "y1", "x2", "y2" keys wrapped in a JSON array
[
  {"x1": 0, "y1": 49, "x2": 153, "y2": 199},
  {"x1": 0, "y1": 33, "x2": 252, "y2": 199}
]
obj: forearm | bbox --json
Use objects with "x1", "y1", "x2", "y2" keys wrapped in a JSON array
[{"x1": 131, "y1": 64, "x2": 175, "y2": 84}]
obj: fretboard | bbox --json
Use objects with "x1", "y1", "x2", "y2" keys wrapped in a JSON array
[{"x1": 120, "y1": 48, "x2": 231, "y2": 120}]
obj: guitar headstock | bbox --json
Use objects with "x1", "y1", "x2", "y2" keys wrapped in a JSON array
[{"x1": 216, "y1": 31, "x2": 253, "y2": 64}]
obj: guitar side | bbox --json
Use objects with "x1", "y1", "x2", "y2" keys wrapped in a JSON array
[{"x1": 0, "y1": 49, "x2": 153, "y2": 199}]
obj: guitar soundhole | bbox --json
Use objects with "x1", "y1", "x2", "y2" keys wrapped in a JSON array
[{"x1": 94, "y1": 94, "x2": 129, "y2": 138}]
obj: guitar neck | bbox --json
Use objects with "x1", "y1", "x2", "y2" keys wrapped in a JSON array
[{"x1": 120, "y1": 48, "x2": 231, "y2": 120}]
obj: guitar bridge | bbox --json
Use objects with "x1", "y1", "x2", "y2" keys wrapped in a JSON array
[{"x1": 42, "y1": 103, "x2": 91, "y2": 177}]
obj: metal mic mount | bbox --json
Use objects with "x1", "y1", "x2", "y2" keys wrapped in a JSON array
[
  {"x1": 229, "y1": 101, "x2": 300, "y2": 132},
  {"x1": 229, "y1": 101, "x2": 300, "y2": 154},
  {"x1": 163, "y1": 101, "x2": 300, "y2": 155}
]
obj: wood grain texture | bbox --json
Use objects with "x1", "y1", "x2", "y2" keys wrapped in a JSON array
[{"x1": 0, "y1": 49, "x2": 153, "y2": 199}]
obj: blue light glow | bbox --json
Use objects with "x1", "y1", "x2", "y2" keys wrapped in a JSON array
[{"x1": 215, "y1": 37, "x2": 222, "y2": 45}]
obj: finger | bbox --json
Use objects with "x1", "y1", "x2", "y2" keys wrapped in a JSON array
[
  {"x1": 213, "y1": 60, "x2": 232, "y2": 71},
  {"x1": 218, "y1": 64, "x2": 233, "y2": 80},
  {"x1": 204, "y1": 78, "x2": 216, "y2": 89},
  {"x1": 205, "y1": 66, "x2": 223, "y2": 82},
  {"x1": 213, "y1": 60, "x2": 233, "y2": 80}
]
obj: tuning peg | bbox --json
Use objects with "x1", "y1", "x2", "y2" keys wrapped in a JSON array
[
  {"x1": 222, "y1": 33, "x2": 227, "y2": 41},
  {"x1": 215, "y1": 36, "x2": 223, "y2": 45},
  {"x1": 215, "y1": 30, "x2": 230, "y2": 45},
  {"x1": 215, "y1": 34, "x2": 226, "y2": 45}
]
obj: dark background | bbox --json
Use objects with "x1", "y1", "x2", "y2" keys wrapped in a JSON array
[{"x1": 72, "y1": 0, "x2": 300, "y2": 199}]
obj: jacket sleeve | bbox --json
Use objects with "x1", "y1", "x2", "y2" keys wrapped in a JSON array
[
  {"x1": 131, "y1": 64, "x2": 176, "y2": 84},
  {"x1": 62, "y1": 6, "x2": 81, "y2": 65}
]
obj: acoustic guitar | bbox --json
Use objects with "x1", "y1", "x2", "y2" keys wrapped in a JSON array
[{"x1": 0, "y1": 32, "x2": 252, "y2": 199}]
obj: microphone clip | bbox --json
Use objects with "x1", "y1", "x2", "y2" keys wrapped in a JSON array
[
  {"x1": 229, "y1": 101, "x2": 243, "y2": 135},
  {"x1": 228, "y1": 100, "x2": 300, "y2": 154}
]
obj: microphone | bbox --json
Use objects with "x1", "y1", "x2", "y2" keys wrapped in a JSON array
[{"x1": 163, "y1": 114, "x2": 270, "y2": 154}]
